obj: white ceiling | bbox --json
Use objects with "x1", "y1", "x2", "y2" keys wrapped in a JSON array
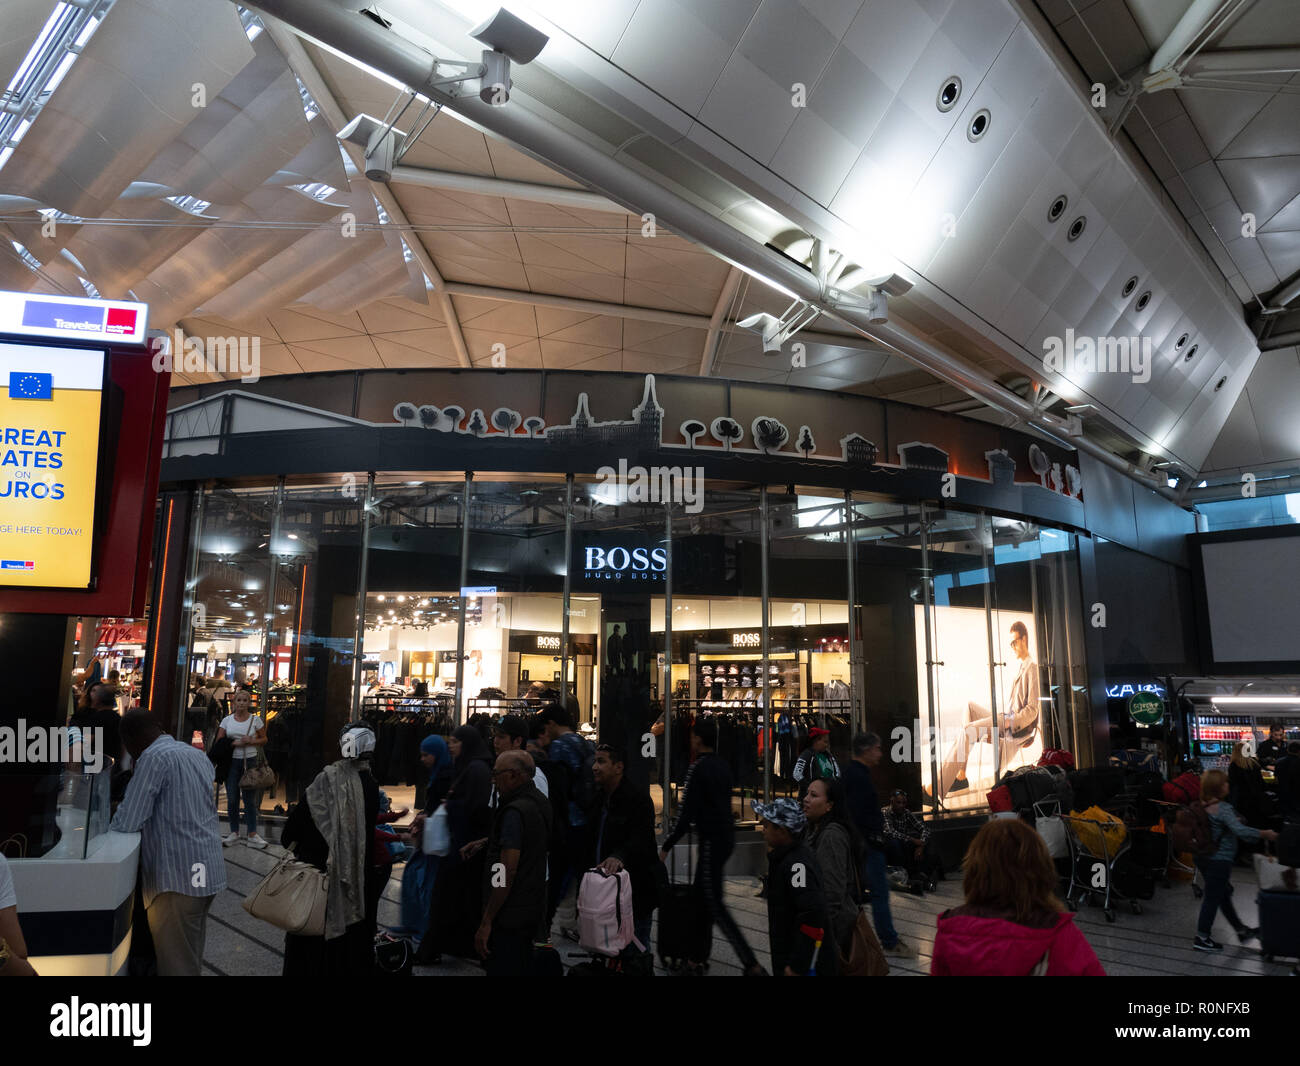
[
  {"x1": 1036, "y1": 0, "x2": 1300, "y2": 480},
  {"x1": 0, "y1": 0, "x2": 1294, "y2": 485}
]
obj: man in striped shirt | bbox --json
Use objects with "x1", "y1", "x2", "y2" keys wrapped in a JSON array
[{"x1": 111, "y1": 712, "x2": 227, "y2": 976}]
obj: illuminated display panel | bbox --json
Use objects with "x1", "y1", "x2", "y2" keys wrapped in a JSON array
[{"x1": 0, "y1": 341, "x2": 106, "y2": 589}]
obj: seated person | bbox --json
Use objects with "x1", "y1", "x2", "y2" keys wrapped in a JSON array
[{"x1": 881, "y1": 789, "x2": 943, "y2": 893}]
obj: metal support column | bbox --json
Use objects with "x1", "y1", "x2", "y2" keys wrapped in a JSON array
[
  {"x1": 981, "y1": 514, "x2": 1002, "y2": 780},
  {"x1": 760, "y1": 485, "x2": 772, "y2": 806},
  {"x1": 174, "y1": 484, "x2": 205, "y2": 735},
  {"x1": 349, "y1": 473, "x2": 375, "y2": 721},
  {"x1": 843, "y1": 490, "x2": 864, "y2": 732},
  {"x1": 661, "y1": 503, "x2": 674, "y2": 830},
  {"x1": 454, "y1": 473, "x2": 473, "y2": 725},
  {"x1": 561, "y1": 474, "x2": 573, "y2": 714},
  {"x1": 919, "y1": 504, "x2": 941, "y2": 813},
  {"x1": 259, "y1": 478, "x2": 285, "y2": 718}
]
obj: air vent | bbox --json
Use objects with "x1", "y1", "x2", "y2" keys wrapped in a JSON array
[
  {"x1": 1174, "y1": 333, "x2": 1189, "y2": 351},
  {"x1": 967, "y1": 109, "x2": 990, "y2": 141},
  {"x1": 1215, "y1": 376, "x2": 1227, "y2": 392},
  {"x1": 1047, "y1": 195, "x2": 1067, "y2": 223},
  {"x1": 1067, "y1": 216, "x2": 1087, "y2": 241},
  {"x1": 1184, "y1": 344, "x2": 1198, "y2": 362},
  {"x1": 1122, "y1": 276, "x2": 1138, "y2": 298},
  {"x1": 937, "y1": 76, "x2": 961, "y2": 113},
  {"x1": 1136, "y1": 290, "x2": 1152, "y2": 312}
]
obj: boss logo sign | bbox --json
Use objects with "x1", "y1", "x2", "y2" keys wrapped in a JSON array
[
  {"x1": 733, "y1": 632, "x2": 761, "y2": 647},
  {"x1": 536, "y1": 634, "x2": 560, "y2": 650},
  {"x1": 582, "y1": 545, "x2": 667, "y2": 581}
]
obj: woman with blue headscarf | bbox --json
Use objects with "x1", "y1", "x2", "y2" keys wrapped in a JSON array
[{"x1": 398, "y1": 734, "x2": 452, "y2": 947}]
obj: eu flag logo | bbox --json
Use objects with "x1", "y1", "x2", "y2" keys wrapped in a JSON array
[{"x1": 9, "y1": 372, "x2": 52, "y2": 399}]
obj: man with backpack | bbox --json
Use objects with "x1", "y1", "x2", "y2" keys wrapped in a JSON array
[
  {"x1": 582, "y1": 743, "x2": 658, "y2": 971},
  {"x1": 537, "y1": 703, "x2": 596, "y2": 941}
]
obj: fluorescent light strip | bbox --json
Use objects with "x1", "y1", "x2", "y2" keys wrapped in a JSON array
[{"x1": 1211, "y1": 696, "x2": 1300, "y2": 705}]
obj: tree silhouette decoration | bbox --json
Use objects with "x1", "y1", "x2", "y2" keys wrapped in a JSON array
[
  {"x1": 680, "y1": 419, "x2": 706, "y2": 449},
  {"x1": 440, "y1": 405, "x2": 464, "y2": 432},
  {"x1": 466, "y1": 408, "x2": 489, "y2": 437},
  {"x1": 796, "y1": 425, "x2": 815, "y2": 458},
  {"x1": 492, "y1": 407, "x2": 522, "y2": 436},
  {"x1": 524, "y1": 416, "x2": 545, "y2": 439},
  {"x1": 752, "y1": 416, "x2": 789, "y2": 454},
  {"x1": 710, "y1": 416, "x2": 743, "y2": 451},
  {"x1": 418, "y1": 405, "x2": 441, "y2": 429},
  {"x1": 393, "y1": 402, "x2": 417, "y2": 426}
]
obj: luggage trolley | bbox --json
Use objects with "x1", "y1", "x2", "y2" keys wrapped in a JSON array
[{"x1": 1060, "y1": 811, "x2": 1141, "y2": 921}]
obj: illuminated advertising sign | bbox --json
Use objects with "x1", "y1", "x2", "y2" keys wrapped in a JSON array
[
  {"x1": 571, "y1": 533, "x2": 667, "y2": 588},
  {"x1": 0, "y1": 291, "x2": 148, "y2": 346},
  {"x1": 0, "y1": 342, "x2": 105, "y2": 588}
]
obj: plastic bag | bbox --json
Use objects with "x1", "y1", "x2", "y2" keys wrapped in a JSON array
[{"x1": 422, "y1": 804, "x2": 451, "y2": 856}]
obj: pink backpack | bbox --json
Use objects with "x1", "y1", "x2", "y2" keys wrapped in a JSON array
[{"x1": 577, "y1": 868, "x2": 638, "y2": 956}]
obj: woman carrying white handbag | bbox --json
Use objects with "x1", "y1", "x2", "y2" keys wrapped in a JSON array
[{"x1": 216, "y1": 690, "x2": 270, "y2": 848}]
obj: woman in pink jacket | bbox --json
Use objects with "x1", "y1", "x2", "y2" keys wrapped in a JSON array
[{"x1": 931, "y1": 818, "x2": 1105, "y2": 976}]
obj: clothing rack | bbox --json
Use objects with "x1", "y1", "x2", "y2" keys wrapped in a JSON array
[
  {"x1": 361, "y1": 698, "x2": 455, "y2": 786},
  {"x1": 664, "y1": 702, "x2": 853, "y2": 825}
]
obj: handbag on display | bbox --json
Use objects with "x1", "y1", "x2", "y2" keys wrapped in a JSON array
[
  {"x1": 242, "y1": 850, "x2": 327, "y2": 936},
  {"x1": 422, "y1": 803, "x2": 452, "y2": 856}
]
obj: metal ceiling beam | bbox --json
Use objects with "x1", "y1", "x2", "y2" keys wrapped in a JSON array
[
  {"x1": 388, "y1": 165, "x2": 626, "y2": 214},
  {"x1": 699, "y1": 266, "x2": 742, "y2": 376},
  {"x1": 1185, "y1": 473, "x2": 1300, "y2": 503},
  {"x1": 247, "y1": 0, "x2": 1178, "y2": 500},
  {"x1": 261, "y1": 17, "x2": 472, "y2": 369},
  {"x1": 1184, "y1": 47, "x2": 1300, "y2": 75},
  {"x1": 442, "y1": 280, "x2": 891, "y2": 353},
  {"x1": 1259, "y1": 330, "x2": 1300, "y2": 351},
  {"x1": 1148, "y1": 0, "x2": 1234, "y2": 74}
]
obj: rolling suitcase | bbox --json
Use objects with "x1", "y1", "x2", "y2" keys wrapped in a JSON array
[
  {"x1": 656, "y1": 853, "x2": 712, "y2": 971},
  {"x1": 1257, "y1": 890, "x2": 1300, "y2": 963}
]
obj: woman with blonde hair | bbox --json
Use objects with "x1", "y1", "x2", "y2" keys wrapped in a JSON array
[
  {"x1": 1192, "y1": 769, "x2": 1278, "y2": 952},
  {"x1": 931, "y1": 818, "x2": 1104, "y2": 975},
  {"x1": 1228, "y1": 741, "x2": 1270, "y2": 829}
]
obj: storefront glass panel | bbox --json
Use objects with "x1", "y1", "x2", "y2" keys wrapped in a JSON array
[{"x1": 848, "y1": 497, "x2": 927, "y2": 803}]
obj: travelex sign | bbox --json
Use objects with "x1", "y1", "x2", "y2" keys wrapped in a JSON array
[{"x1": 0, "y1": 290, "x2": 148, "y2": 346}]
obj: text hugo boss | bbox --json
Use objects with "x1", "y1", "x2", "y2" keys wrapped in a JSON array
[{"x1": 582, "y1": 545, "x2": 667, "y2": 579}]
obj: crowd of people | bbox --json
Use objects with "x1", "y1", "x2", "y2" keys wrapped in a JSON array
[{"x1": 11, "y1": 688, "x2": 1298, "y2": 980}]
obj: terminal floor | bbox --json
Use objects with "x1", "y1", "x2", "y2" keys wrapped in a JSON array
[{"x1": 205, "y1": 845, "x2": 1294, "y2": 977}]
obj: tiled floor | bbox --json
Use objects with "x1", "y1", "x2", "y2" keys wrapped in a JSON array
[{"x1": 206, "y1": 845, "x2": 1295, "y2": 977}]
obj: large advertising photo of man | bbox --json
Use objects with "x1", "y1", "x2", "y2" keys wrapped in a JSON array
[{"x1": 914, "y1": 607, "x2": 1042, "y2": 811}]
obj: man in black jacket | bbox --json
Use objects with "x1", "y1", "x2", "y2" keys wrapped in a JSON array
[
  {"x1": 659, "y1": 718, "x2": 764, "y2": 976},
  {"x1": 589, "y1": 743, "x2": 657, "y2": 966},
  {"x1": 843, "y1": 732, "x2": 915, "y2": 957},
  {"x1": 474, "y1": 750, "x2": 552, "y2": 976},
  {"x1": 753, "y1": 798, "x2": 837, "y2": 976}
]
